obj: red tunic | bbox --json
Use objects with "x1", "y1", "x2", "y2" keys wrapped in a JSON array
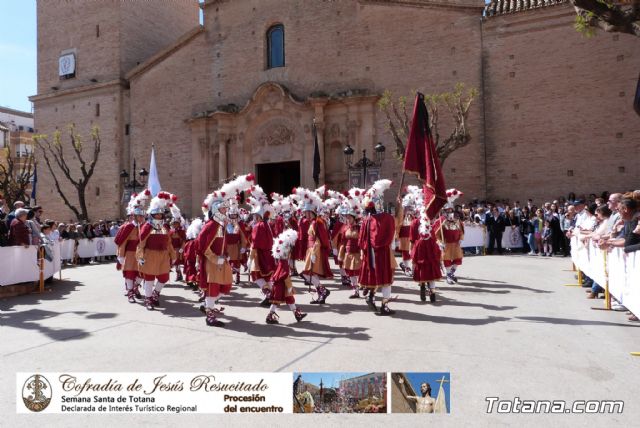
[
  {"x1": 302, "y1": 217, "x2": 333, "y2": 279},
  {"x1": 270, "y1": 259, "x2": 295, "y2": 305},
  {"x1": 274, "y1": 215, "x2": 285, "y2": 236},
  {"x1": 170, "y1": 227, "x2": 186, "y2": 264},
  {"x1": 409, "y1": 218, "x2": 442, "y2": 282},
  {"x1": 250, "y1": 220, "x2": 276, "y2": 281},
  {"x1": 294, "y1": 217, "x2": 310, "y2": 261},
  {"x1": 195, "y1": 220, "x2": 220, "y2": 289},
  {"x1": 183, "y1": 240, "x2": 198, "y2": 283},
  {"x1": 358, "y1": 213, "x2": 396, "y2": 287}
]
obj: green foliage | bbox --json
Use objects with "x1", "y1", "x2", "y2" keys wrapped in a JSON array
[{"x1": 574, "y1": 14, "x2": 597, "y2": 38}]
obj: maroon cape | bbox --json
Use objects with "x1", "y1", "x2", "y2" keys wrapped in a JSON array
[
  {"x1": 409, "y1": 218, "x2": 442, "y2": 282},
  {"x1": 195, "y1": 220, "x2": 221, "y2": 289},
  {"x1": 251, "y1": 220, "x2": 276, "y2": 277},
  {"x1": 358, "y1": 212, "x2": 395, "y2": 287}
]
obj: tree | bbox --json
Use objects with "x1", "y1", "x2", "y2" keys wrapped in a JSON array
[
  {"x1": 571, "y1": 0, "x2": 640, "y2": 37},
  {"x1": 378, "y1": 83, "x2": 479, "y2": 164},
  {"x1": 0, "y1": 144, "x2": 35, "y2": 208},
  {"x1": 33, "y1": 124, "x2": 101, "y2": 221}
]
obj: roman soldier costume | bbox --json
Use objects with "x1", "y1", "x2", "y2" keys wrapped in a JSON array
[
  {"x1": 169, "y1": 216, "x2": 187, "y2": 282},
  {"x1": 358, "y1": 180, "x2": 397, "y2": 315},
  {"x1": 136, "y1": 191, "x2": 178, "y2": 310},
  {"x1": 265, "y1": 229, "x2": 307, "y2": 324},
  {"x1": 183, "y1": 218, "x2": 203, "y2": 290},
  {"x1": 295, "y1": 187, "x2": 333, "y2": 304},
  {"x1": 115, "y1": 191, "x2": 149, "y2": 303},
  {"x1": 339, "y1": 188, "x2": 364, "y2": 298},
  {"x1": 225, "y1": 199, "x2": 248, "y2": 285},
  {"x1": 408, "y1": 186, "x2": 443, "y2": 302},
  {"x1": 198, "y1": 174, "x2": 254, "y2": 327},
  {"x1": 395, "y1": 190, "x2": 416, "y2": 276},
  {"x1": 439, "y1": 189, "x2": 464, "y2": 284},
  {"x1": 248, "y1": 185, "x2": 277, "y2": 307}
]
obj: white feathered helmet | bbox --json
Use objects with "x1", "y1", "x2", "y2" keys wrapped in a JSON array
[
  {"x1": 363, "y1": 179, "x2": 392, "y2": 213},
  {"x1": 271, "y1": 229, "x2": 298, "y2": 260},
  {"x1": 186, "y1": 218, "x2": 204, "y2": 240},
  {"x1": 444, "y1": 188, "x2": 463, "y2": 210},
  {"x1": 247, "y1": 184, "x2": 273, "y2": 219},
  {"x1": 292, "y1": 187, "x2": 323, "y2": 214},
  {"x1": 341, "y1": 187, "x2": 365, "y2": 218},
  {"x1": 127, "y1": 189, "x2": 151, "y2": 216},
  {"x1": 202, "y1": 173, "x2": 255, "y2": 219},
  {"x1": 148, "y1": 191, "x2": 177, "y2": 216}
]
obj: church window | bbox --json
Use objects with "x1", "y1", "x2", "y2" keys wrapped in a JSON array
[{"x1": 267, "y1": 24, "x2": 285, "y2": 69}]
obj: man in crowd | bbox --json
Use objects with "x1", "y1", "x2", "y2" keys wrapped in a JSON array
[
  {"x1": 485, "y1": 206, "x2": 506, "y2": 255},
  {"x1": 6, "y1": 201, "x2": 25, "y2": 230}
]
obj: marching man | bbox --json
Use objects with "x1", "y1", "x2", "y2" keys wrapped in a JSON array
[
  {"x1": 183, "y1": 218, "x2": 203, "y2": 290},
  {"x1": 198, "y1": 174, "x2": 255, "y2": 327},
  {"x1": 296, "y1": 188, "x2": 334, "y2": 304},
  {"x1": 409, "y1": 187, "x2": 443, "y2": 302},
  {"x1": 396, "y1": 189, "x2": 417, "y2": 276},
  {"x1": 358, "y1": 180, "x2": 397, "y2": 315},
  {"x1": 248, "y1": 185, "x2": 277, "y2": 307},
  {"x1": 442, "y1": 189, "x2": 465, "y2": 284},
  {"x1": 265, "y1": 229, "x2": 308, "y2": 324},
  {"x1": 169, "y1": 213, "x2": 187, "y2": 282},
  {"x1": 115, "y1": 191, "x2": 150, "y2": 303},
  {"x1": 339, "y1": 188, "x2": 364, "y2": 298},
  {"x1": 137, "y1": 192, "x2": 177, "y2": 310},
  {"x1": 225, "y1": 199, "x2": 248, "y2": 285}
]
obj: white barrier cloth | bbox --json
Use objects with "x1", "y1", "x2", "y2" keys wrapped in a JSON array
[
  {"x1": 461, "y1": 225, "x2": 485, "y2": 247},
  {"x1": 571, "y1": 236, "x2": 640, "y2": 318},
  {"x1": 76, "y1": 237, "x2": 117, "y2": 258},
  {"x1": 17, "y1": 372, "x2": 292, "y2": 414},
  {"x1": 0, "y1": 243, "x2": 61, "y2": 287}
]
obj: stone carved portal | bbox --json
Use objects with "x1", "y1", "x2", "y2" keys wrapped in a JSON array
[{"x1": 251, "y1": 118, "x2": 299, "y2": 163}]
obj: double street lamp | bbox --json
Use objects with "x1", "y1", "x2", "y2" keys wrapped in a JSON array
[
  {"x1": 119, "y1": 159, "x2": 149, "y2": 195},
  {"x1": 343, "y1": 142, "x2": 386, "y2": 188}
]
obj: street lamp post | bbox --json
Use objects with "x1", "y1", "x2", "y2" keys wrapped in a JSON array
[
  {"x1": 119, "y1": 159, "x2": 149, "y2": 213},
  {"x1": 343, "y1": 142, "x2": 386, "y2": 188}
]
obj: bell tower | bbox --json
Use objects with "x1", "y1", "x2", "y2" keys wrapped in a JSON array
[{"x1": 31, "y1": 0, "x2": 200, "y2": 221}]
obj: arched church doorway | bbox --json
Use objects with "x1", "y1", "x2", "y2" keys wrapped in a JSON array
[{"x1": 256, "y1": 161, "x2": 300, "y2": 196}]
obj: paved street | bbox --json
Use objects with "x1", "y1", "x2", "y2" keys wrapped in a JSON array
[{"x1": 2, "y1": 254, "x2": 639, "y2": 427}]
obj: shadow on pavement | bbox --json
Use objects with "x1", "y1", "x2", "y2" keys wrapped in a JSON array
[{"x1": 516, "y1": 316, "x2": 640, "y2": 328}]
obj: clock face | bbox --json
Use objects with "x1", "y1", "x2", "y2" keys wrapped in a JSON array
[{"x1": 58, "y1": 53, "x2": 76, "y2": 77}]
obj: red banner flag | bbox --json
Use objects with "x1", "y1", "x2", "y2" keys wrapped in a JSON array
[{"x1": 403, "y1": 93, "x2": 446, "y2": 219}]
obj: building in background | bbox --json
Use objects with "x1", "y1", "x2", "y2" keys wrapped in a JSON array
[
  {"x1": 0, "y1": 107, "x2": 35, "y2": 199},
  {"x1": 30, "y1": 0, "x2": 640, "y2": 221}
]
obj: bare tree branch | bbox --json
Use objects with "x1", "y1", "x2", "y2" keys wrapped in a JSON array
[{"x1": 33, "y1": 126, "x2": 101, "y2": 221}]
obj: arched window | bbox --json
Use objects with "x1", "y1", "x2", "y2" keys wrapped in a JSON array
[{"x1": 267, "y1": 24, "x2": 285, "y2": 69}]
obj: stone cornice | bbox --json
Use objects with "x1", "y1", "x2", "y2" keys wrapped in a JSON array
[
  {"x1": 484, "y1": 0, "x2": 569, "y2": 17},
  {"x1": 29, "y1": 79, "x2": 126, "y2": 103},
  {"x1": 126, "y1": 26, "x2": 204, "y2": 81}
]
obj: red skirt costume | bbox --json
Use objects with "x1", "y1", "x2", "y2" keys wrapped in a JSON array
[
  {"x1": 239, "y1": 220, "x2": 252, "y2": 267},
  {"x1": 302, "y1": 217, "x2": 333, "y2": 279},
  {"x1": 270, "y1": 259, "x2": 296, "y2": 305},
  {"x1": 196, "y1": 220, "x2": 233, "y2": 297},
  {"x1": 294, "y1": 217, "x2": 310, "y2": 261},
  {"x1": 170, "y1": 226, "x2": 186, "y2": 265},
  {"x1": 114, "y1": 222, "x2": 140, "y2": 281},
  {"x1": 442, "y1": 219, "x2": 464, "y2": 267},
  {"x1": 249, "y1": 220, "x2": 276, "y2": 282},
  {"x1": 136, "y1": 223, "x2": 176, "y2": 283},
  {"x1": 410, "y1": 218, "x2": 442, "y2": 282},
  {"x1": 226, "y1": 223, "x2": 247, "y2": 269},
  {"x1": 331, "y1": 220, "x2": 345, "y2": 265},
  {"x1": 358, "y1": 213, "x2": 397, "y2": 288},
  {"x1": 183, "y1": 239, "x2": 198, "y2": 283},
  {"x1": 394, "y1": 207, "x2": 412, "y2": 261},
  {"x1": 341, "y1": 225, "x2": 362, "y2": 276}
]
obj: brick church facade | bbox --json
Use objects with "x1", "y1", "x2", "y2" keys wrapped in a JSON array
[{"x1": 31, "y1": 0, "x2": 639, "y2": 221}]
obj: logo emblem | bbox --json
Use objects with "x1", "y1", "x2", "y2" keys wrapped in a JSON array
[
  {"x1": 96, "y1": 239, "x2": 106, "y2": 255},
  {"x1": 22, "y1": 374, "x2": 52, "y2": 412}
]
